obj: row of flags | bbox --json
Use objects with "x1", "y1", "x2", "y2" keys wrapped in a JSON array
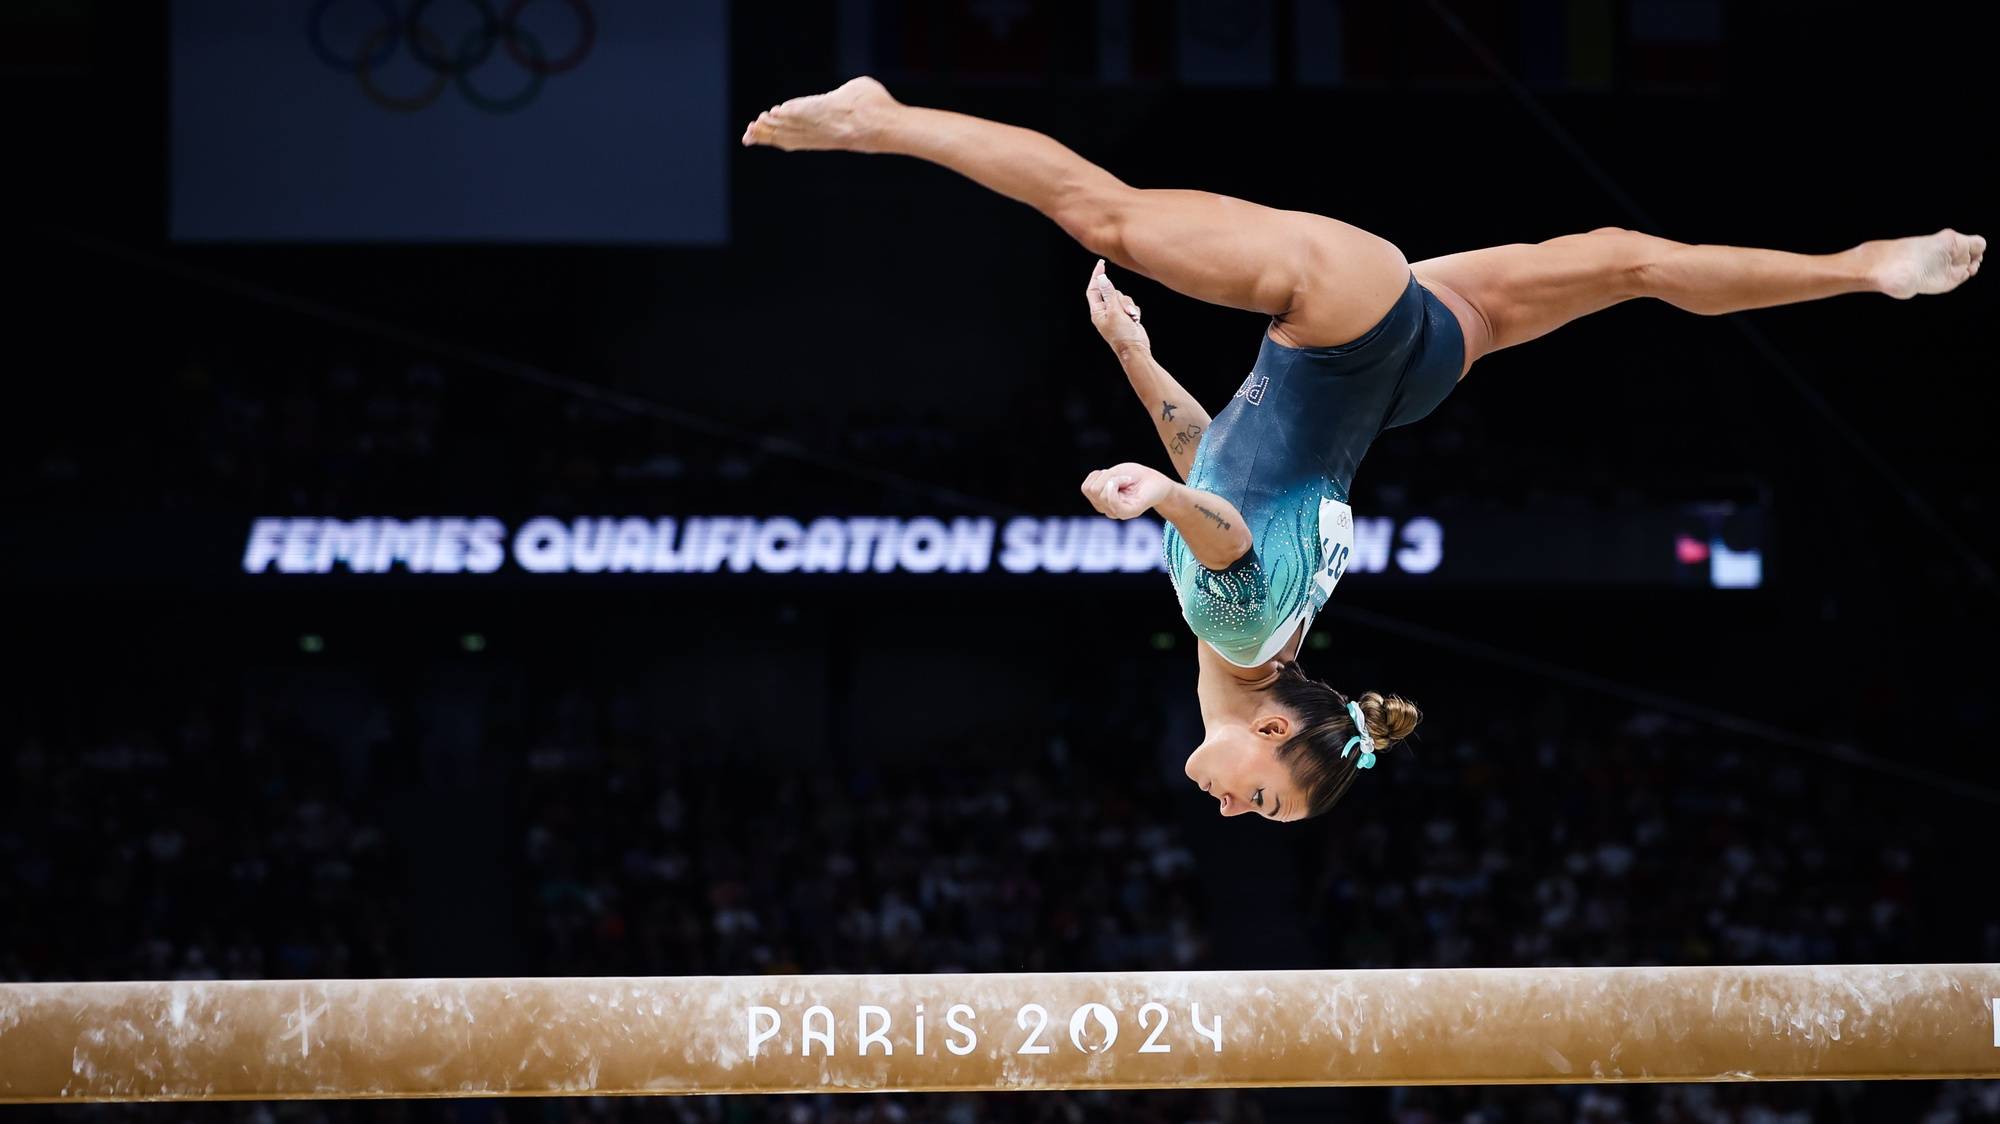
[{"x1": 836, "y1": 0, "x2": 1723, "y2": 90}]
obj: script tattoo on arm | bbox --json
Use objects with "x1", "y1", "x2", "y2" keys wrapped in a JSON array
[
  {"x1": 1161, "y1": 484, "x2": 1250, "y2": 569},
  {"x1": 1194, "y1": 504, "x2": 1232, "y2": 531}
]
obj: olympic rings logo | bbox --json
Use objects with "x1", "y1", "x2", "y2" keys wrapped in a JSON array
[{"x1": 307, "y1": 0, "x2": 596, "y2": 114}]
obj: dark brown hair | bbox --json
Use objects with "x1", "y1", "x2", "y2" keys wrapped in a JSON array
[{"x1": 1264, "y1": 661, "x2": 1421, "y2": 819}]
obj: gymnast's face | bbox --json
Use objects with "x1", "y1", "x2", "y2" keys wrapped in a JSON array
[{"x1": 1184, "y1": 715, "x2": 1305, "y2": 823}]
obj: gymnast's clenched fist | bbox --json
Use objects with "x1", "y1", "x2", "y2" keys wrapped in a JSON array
[{"x1": 1080, "y1": 463, "x2": 1174, "y2": 520}]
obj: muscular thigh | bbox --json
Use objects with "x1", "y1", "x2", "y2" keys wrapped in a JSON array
[
  {"x1": 1412, "y1": 228, "x2": 1663, "y2": 371},
  {"x1": 1113, "y1": 188, "x2": 1413, "y2": 348}
]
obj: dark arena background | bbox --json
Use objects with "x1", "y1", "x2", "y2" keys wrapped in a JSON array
[{"x1": 6, "y1": 1, "x2": 1999, "y2": 1121}]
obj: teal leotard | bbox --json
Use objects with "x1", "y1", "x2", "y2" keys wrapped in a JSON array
[{"x1": 1164, "y1": 274, "x2": 1464, "y2": 666}]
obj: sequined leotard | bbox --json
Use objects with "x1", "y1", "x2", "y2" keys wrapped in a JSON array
[{"x1": 1163, "y1": 275, "x2": 1465, "y2": 667}]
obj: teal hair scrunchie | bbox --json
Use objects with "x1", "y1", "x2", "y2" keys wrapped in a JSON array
[{"x1": 1342, "y1": 700, "x2": 1377, "y2": 769}]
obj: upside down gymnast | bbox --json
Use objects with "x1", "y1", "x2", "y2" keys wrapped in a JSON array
[{"x1": 743, "y1": 77, "x2": 1984, "y2": 824}]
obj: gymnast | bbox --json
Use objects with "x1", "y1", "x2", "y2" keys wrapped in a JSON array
[{"x1": 743, "y1": 78, "x2": 1984, "y2": 823}]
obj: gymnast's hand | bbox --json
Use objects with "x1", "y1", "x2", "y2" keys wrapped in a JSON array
[
  {"x1": 1081, "y1": 463, "x2": 1174, "y2": 520},
  {"x1": 1086, "y1": 259, "x2": 1149, "y2": 358}
]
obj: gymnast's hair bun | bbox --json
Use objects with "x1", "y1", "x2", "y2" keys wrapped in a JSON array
[{"x1": 1357, "y1": 691, "x2": 1422, "y2": 748}]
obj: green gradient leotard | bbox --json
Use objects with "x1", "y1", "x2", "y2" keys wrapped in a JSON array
[{"x1": 1164, "y1": 275, "x2": 1464, "y2": 666}]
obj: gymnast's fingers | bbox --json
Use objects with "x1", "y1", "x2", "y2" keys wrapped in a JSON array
[
  {"x1": 1102, "y1": 475, "x2": 1131, "y2": 512},
  {"x1": 1081, "y1": 471, "x2": 1109, "y2": 508}
]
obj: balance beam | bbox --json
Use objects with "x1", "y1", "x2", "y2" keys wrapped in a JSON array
[{"x1": 2, "y1": 965, "x2": 1996, "y2": 1101}]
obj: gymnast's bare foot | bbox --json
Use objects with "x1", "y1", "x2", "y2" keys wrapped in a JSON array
[
  {"x1": 741, "y1": 77, "x2": 898, "y2": 153},
  {"x1": 1866, "y1": 229, "x2": 1986, "y2": 299}
]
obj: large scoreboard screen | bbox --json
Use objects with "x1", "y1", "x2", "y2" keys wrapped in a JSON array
[{"x1": 170, "y1": 0, "x2": 727, "y2": 244}]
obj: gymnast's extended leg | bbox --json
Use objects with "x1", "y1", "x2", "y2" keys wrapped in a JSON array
[
  {"x1": 742, "y1": 78, "x2": 1411, "y2": 349},
  {"x1": 1412, "y1": 226, "x2": 1986, "y2": 375}
]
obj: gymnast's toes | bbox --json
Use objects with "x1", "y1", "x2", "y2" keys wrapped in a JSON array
[{"x1": 1874, "y1": 229, "x2": 1985, "y2": 299}]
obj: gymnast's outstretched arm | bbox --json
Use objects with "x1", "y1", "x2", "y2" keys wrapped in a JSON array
[
  {"x1": 1082, "y1": 464, "x2": 1250, "y2": 571},
  {"x1": 1085, "y1": 261, "x2": 1212, "y2": 483}
]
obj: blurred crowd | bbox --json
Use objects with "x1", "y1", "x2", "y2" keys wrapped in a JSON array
[
  {"x1": 1, "y1": 690, "x2": 404, "y2": 984},
  {"x1": 16, "y1": 347, "x2": 1749, "y2": 521},
  {"x1": 520, "y1": 757, "x2": 1206, "y2": 978},
  {"x1": 1295, "y1": 700, "x2": 1989, "y2": 972},
  {"x1": 5, "y1": 652, "x2": 1995, "y2": 1123}
]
